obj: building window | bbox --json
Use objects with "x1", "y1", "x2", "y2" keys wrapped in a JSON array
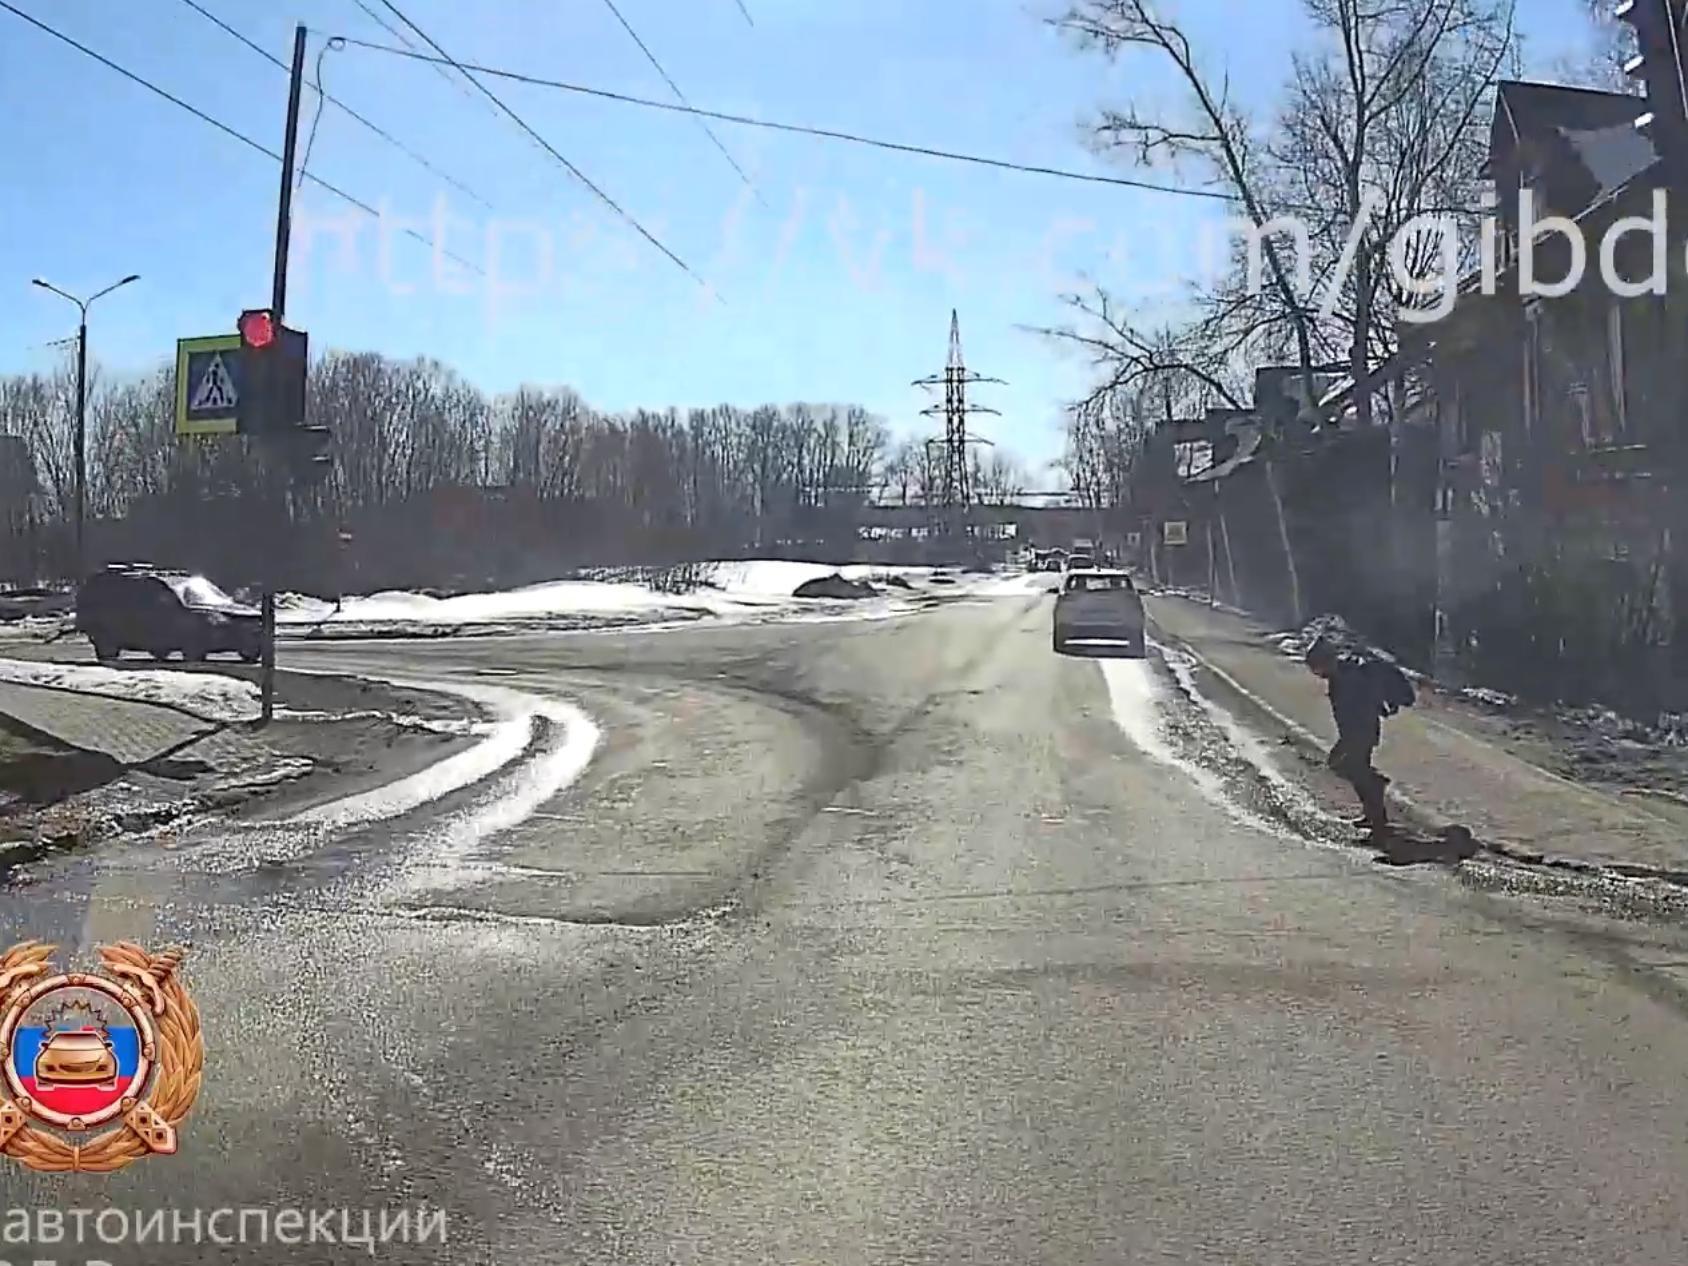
[
  {"x1": 1522, "y1": 302, "x2": 1541, "y2": 438},
  {"x1": 1443, "y1": 377, "x2": 1472, "y2": 458}
]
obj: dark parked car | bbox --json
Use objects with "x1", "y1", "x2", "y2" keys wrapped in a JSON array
[
  {"x1": 75, "y1": 564, "x2": 262, "y2": 663},
  {"x1": 1053, "y1": 569, "x2": 1145, "y2": 657}
]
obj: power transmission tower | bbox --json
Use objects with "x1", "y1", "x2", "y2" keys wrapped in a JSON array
[{"x1": 913, "y1": 311, "x2": 1003, "y2": 548}]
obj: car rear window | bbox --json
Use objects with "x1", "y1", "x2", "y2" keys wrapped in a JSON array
[
  {"x1": 1066, "y1": 574, "x2": 1135, "y2": 593},
  {"x1": 167, "y1": 575, "x2": 238, "y2": 607}
]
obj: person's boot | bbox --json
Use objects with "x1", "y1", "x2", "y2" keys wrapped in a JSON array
[
  {"x1": 1361, "y1": 784, "x2": 1390, "y2": 836},
  {"x1": 1362, "y1": 799, "x2": 1391, "y2": 836}
]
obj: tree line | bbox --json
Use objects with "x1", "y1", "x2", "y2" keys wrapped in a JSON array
[{"x1": 0, "y1": 350, "x2": 1029, "y2": 589}]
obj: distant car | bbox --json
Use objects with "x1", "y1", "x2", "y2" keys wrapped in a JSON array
[
  {"x1": 928, "y1": 569, "x2": 959, "y2": 585},
  {"x1": 76, "y1": 564, "x2": 262, "y2": 663},
  {"x1": 0, "y1": 587, "x2": 73, "y2": 622},
  {"x1": 1053, "y1": 569, "x2": 1146, "y2": 657},
  {"x1": 1064, "y1": 553, "x2": 1096, "y2": 572}
]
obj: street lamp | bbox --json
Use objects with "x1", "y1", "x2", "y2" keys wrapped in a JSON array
[{"x1": 30, "y1": 274, "x2": 140, "y2": 578}]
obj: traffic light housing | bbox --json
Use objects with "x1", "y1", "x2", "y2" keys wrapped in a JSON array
[
  {"x1": 1619, "y1": 0, "x2": 1688, "y2": 169},
  {"x1": 289, "y1": 424, "x2": 333, "y2": 481},
  {"x1": 236, "y1": 308, "x2": 308, "y2": 436}
]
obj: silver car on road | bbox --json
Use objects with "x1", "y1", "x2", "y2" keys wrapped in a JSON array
[{"x1": 1053, "y1": 569, "x2": 1146, "y2": 657}]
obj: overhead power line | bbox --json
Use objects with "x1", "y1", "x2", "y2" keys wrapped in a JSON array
[
  {"x1": 338, "y1": 37, "x2": 1248, "y2": 204},
  {"x1": 175, "y1": 0, "x2": 496, "y2": 210},
  {"x1": 0, "y1": 0, "x2": 483, "y2": 274},
  {"x1": 347, "y1": 0, "x2": 487, "y2": 111},
  {"x1": 598, "y1": 0, "x2": 763, "y2": 202},
  {"x1": 732, "y1": 0, "x2": 754, "y2": 26},
  {"x1": 370, "y1": 0, "x2": 709, "y2": 289}
]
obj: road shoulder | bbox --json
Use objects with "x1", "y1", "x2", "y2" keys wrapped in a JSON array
[
  {"x1": 0, "y1": 665, "x2": 484, "y2": 882},
  {"x1": 1147, "y1": 593, "x2": 1688, "y2": 878}
]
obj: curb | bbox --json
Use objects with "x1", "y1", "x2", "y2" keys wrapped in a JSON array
[{"x1": 1149, "y1": 617, "x2": 1662, "y2": 882}]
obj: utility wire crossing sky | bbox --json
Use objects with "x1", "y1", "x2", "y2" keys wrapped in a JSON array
[{"x1": 0, "y1": 0, "x2": 1605, "y2": 463}]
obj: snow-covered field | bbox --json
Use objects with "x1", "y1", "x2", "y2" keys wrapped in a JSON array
[
  {"x1": 274, "y1": 560, "x2": 1024, "y2": 639},
  {"x1": 0, "y1": 561, "x2": 1052, "y2": 647},
  {"x1": 0, "y1": 657, "x2": 260, "y2": 723}
]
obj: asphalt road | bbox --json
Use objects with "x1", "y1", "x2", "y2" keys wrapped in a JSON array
[{"x1": 5, "y1": 591, "x2": 1688, "y2": 1264}]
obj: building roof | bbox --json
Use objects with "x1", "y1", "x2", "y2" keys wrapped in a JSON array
[
  {"x1": 1488, "y1": 81, "x2": 1651, "y2": 171},
  {"x1": 1486, "y1": 81, "x2": 1658, "y2": 211}
]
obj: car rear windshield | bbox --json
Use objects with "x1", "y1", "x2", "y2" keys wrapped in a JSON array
[
  {"x1": 1066, "y1": 574, "x2": 1135, "y2": 593},
  {"x1": 167, "y1": 575, "x2": 239, "y2": 607}
]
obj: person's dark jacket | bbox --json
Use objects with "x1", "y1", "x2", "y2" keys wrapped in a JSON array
[{"x1": 1326, "y1": 652, "x2": 1385, "y2": 746}]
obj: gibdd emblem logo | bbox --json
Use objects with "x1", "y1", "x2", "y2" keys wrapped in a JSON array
[{"x1": 0, "y1": 941, "x2": 203, "y2": 1173}]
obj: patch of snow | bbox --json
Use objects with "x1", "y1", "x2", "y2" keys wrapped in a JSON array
[
  {"x1": 0, "y1": 658, "x2": 259, "y2": 723},
  {"x1": 1460, "y1": 686, "x2": 1516, "y2": 710},
  {"x1": 1102, "y1": 657, "x2": 1214, "y2": 785},
  {"x1": 273, "y1": 706, "x2": 494, "y2": 737},
  {"x1": 277, "y1": 580, "x2": 701, "y2": 628},
  {"x1": 962, "y1": 572, "x2": 1059, "y2": 597},
  {"x1": 1273, "y1": 613, "x2": 1429, "y2": 681},
  {"x1": 385, "y1": 683, "x2": 601, "y2": 894},
  {"x1": 274, "y1": 559, "x2": 945, "y2": 637},
  {"x1": 1099, "y1": 654, "x2": 1290, "y2": 840},
  {"x1": 284, "y1": 685, "x2": 538, "y2": 830},
  {"x1": 1276, "y1": 613, "x2": 1363, "y2": 660},
  {"x1": 707, "y1": 560, "x2": 847, "y2": 598},
  {"x1": 1555, "y1": 703, "x2": 1688, "y2": 749}
]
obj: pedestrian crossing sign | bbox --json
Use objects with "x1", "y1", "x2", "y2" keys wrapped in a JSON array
[{"x1": 175, "y1": 335, "x2": 243, "y2": 436}]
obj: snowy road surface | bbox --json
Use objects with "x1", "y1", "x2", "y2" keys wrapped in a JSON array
[{"x1": 4, "y1": 590, "x2": 1688, "y2": 1264}]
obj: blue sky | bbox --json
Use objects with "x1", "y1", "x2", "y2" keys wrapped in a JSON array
[{"x1": 2, "y1": 0, "x2": 1600, "y2": 474}]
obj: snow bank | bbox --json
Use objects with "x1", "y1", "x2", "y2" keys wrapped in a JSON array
[
  {"x1": 278, "y1": 580, "x2": 698, "y2": 629},
  {"x1": 965, "y1": 572, "x2": 1058, "y2": 597},
  {"x1": 1275, "y1": 614, "x2": 1432, "y2": 688},
  {"x1": 708, "y1": 560, "x2": 847, "y2": 599},
  {"x1": 276, "y1": 560, "x2": 954, "y2": 635},
  {"x1": 1275, "y1": 613, "x2": 1363, "y2": 661},
  {"x1": 0, "y1": 658, "x2": 260, "y2": 724}
]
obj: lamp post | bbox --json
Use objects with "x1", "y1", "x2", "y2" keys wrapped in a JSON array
[{"x1": 30, "y1": 274, "x2": 140, "y2": 579}]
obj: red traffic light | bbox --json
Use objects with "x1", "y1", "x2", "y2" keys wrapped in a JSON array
[{"x1": 238, "y1": 309, "x2": 276, "y2": 349}]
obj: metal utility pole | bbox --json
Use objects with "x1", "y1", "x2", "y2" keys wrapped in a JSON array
[
  {"x1": 74, "y1": 320, "x2": 86, "y2": 574},
  {"x1": 29, "y1": 274, "x2": 140, "y2": 579},
  {"x1": 913, "y1": 311, "x2": 1004, "y2": 554},
  {"x1": 258, "y1": 23, "x2": 308, "y2": 727}
]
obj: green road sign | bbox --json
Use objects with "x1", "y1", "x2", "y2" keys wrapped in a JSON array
[{"x1": 175, "y1": 335, "x2": 243, "y2": 436}]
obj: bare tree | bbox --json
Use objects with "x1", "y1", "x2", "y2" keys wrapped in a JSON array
[
  {"x1": 882, "y1": 439, "x2": 922, "y2": 507},
  {"x1": 973, "y1": 450, "x2": 1029, "y2": 504},
  {"x1": 1271, "y1": 0, "x2": 1513, "y2": 426},
  {"x1": 1036, "y1": 288, "x2": 1249, "y2": 419},
  {"x1": 1053, "y1": 0, "x2": 1512, "y2": 433},
  {"x1": 1060, "y1": 386, "x2": 1149, "y2": 514},
  {"x1": 0, "y1": 348, "x2": 980, "y2": 582},
  {"x1": 1054, "y1": 0, "x2": 1328, "y2": 415}
]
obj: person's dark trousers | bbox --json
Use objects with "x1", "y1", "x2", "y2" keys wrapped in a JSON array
[{"x1": 1328, "y1": 735, "x2": 1389, "y2": 829}]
